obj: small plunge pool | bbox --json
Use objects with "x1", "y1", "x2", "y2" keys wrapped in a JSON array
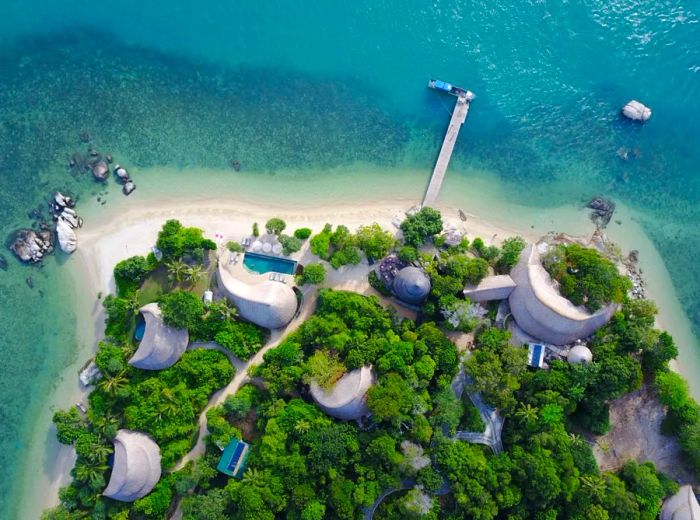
[{"x1": 243, "y1": 252, "x2": 297, "y2": 275}]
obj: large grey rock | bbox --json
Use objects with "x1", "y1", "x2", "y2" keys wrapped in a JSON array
[
  {"x1": 10, "y1": 229, "x2": 53, "y2": 263},
  {"x1": 114, "y1": 164, "x2": 130, "y2": 182},
  {"x1": 92, "y1": 160, "x2": 109, "y2": 181},
  {"x1": 622, "y1": 100, "x2": 652, "y2": 122},
  {"x1": 123, "y1": 181, "x2": 136, "y2": 196},
  {"x1": 56, "y1": 217, "x2": 78, "y2": 253}
]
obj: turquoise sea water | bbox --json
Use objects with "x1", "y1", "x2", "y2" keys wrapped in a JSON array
[{"x1": 0, "y1": 1, "x2": 698, "y2": 516}]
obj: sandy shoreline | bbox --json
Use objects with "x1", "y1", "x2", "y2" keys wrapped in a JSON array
[{"x1": 21, "y1": 184, "x2": 700, "y2": 517}]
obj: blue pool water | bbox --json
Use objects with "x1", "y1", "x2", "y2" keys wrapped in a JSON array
[{"x1": 243, "y1": 252, "x2": 297, "y2": 275}]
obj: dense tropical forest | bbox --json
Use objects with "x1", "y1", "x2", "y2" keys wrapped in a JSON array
[{"x1": 42, "y1": 210, "x2": 700, "y2": 519}]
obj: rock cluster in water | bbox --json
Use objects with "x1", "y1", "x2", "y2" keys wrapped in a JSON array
[
  {"x1": 113, "y1": 164, "x2": 136, "y2": 195},
  {"x1": 8, "y1": 191, "x2": 83, "y2": 263},
  {"x1": 587, "y1": 197, "x2": 615, "y2": 228},
  {"x1": 9, "y1": 228, "x2": 54, "y2": 263}
]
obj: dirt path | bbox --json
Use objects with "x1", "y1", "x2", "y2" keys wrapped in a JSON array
[{"x1": 172, "y1": 288, "x2": 319, "y2": 472}]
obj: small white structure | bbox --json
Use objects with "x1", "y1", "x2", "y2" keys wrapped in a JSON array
[
  {"x1": 567, "y1": 344, "x2": 593, "y2": 364},
  {"x1": 310, "y1": 366, "x2": 375, "y2": 421},
  {"x1": 464, "y1": 275, "x2": 517, "y2": 303},
  {"x1": 129, "y1": 304, "x2": 189, "y2": 370},
  {"x1": 103, "y1": 430, "x2": 161, "y2": 502},
  {"x1": 661, "y1": 485, "x2": 700, "y2": 520},
  {"x1": 203, "y1": 290, "x2": 213, "y2": 305},
  {"x1": 622, "y1": 100, "x2": 652, "y2": 122}
]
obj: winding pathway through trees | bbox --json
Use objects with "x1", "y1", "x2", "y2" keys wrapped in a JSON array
[{"x1": 172, "y1": 289, "x2": 319, "y2": 472}]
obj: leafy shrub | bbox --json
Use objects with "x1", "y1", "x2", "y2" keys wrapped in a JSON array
[
  {"x1": 294, "y1": 227, "x2": 312, "y2": 239},
  {"x1": 265, "y1": 217, "x2": 286, "y2": 235},
  {"x1": 400, "y1": 207, "x2": 443, "y2": 247},
  {"x1": 297, "y1": 263, "x2": 326, "y2": 285},
  {"x1": 355, "y1": 223, "x2": 396, "y2": 261},
  {"x1": 544, "y1": 244, "x2": 632, "y2": 311},
  {"x1": 160, "y1": 290, "x2": 204, "y2": 331},
  {"x1": 227, "y1": 241, "x2": 244, "y2": 253},
  {"x1": 156, "y1": 219, "x2": 216, "y2": 261},
  {"x1": 279, "y1": 234, "x2": 302, "y2": 255},
  {"x1": 368, "y1": 270, "x2": 392, "y2": 296},
  {"x1": 114, "y1": 255, "x2": 150, "y2": 296},
  {"x1": 398, "y1": 245, "x2": 418, "y2": 264}
]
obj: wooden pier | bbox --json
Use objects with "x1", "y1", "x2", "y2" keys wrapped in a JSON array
[{"x1": 422, "y1": 92, "x2": 472, "y2": 207}]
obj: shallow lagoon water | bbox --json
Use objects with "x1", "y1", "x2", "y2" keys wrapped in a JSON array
[{"x1": 0, "y1": 1, "x2": 699, "y2": 516}]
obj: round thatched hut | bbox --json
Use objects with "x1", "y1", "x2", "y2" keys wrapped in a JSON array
[
  {"x1": 508, "y1": 245, "x2": 616, "y2": 346},
  {"x1": 129, "y1": 303, "x2": 189, "y2": 370},
  {"x1": 103, "y1": 430, "x2": 161, "y2": 502},
  {"x1": 310, "y1": 366, "x2": 375, "y2": 421},
  {"x1": 392, "y1": 266, "x2": 431, "y2": 305}
]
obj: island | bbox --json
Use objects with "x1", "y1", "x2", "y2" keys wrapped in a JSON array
[{"x1": 42, "y1": 207, "x2": 700, "y2": 520}]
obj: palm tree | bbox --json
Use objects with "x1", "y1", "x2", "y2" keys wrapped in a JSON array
[
  {"x1": 166, "y1": 259, "x2": 188, "y2": 284},
  {"x1": 294, "y1": 419, "x2": 311, "y2": 435},
  {"x1": 160, "y1": 387, "x2": 180, "y2": 418},
  {"x1": 185, "y1": 264, "x2": 206, "y2": 285},
  {"x1": 85, "y1": 441, "x2": 113, "y2": 464},
  {"x1": 74, "y1": 459, "x2": 108, "y2": 489},
  {"x1": 242, "y1": 468, "x2": 266, "y2": 488},
  {"x1": 514, "y1": 403, "x2": 538, "y2": 425},
  {"x1": 580, "y1": 475, "x2": 606, "y2": 498},
  {"x1": 98, "y1": 371, "x2": 129, "y2": 397},
  {"x1": 212, "y1": 300, "x2": 237, "y2": 321},
  {"x1": 92, "y1": 414, "x2": 119, "y2": 438}
]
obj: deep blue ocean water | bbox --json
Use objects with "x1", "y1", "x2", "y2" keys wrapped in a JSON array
[{"x1": 0, "y1": 1, "x2": 698, "y2": 516}]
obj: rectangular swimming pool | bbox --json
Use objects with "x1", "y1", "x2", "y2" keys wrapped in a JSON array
[{"x1": 243, "y1": 252, "x2": 297, "y2": 275}]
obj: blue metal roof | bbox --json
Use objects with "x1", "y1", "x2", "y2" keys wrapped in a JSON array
[{"x1": 217, "y1": 438, "x2": 250, "y2": 478}]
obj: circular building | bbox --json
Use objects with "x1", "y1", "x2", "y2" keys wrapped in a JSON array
[
  {"x1": 129, "y1": 303, "x2": 189, "y2": 370},
  {"x1": 217, "y1": 252, "x2": 298, "y2": 329},
  {"x1": 310, "y1": 366, "x2": 375, "y2": 421},
  {"x1": 508, "y1": 244, "x2": 617, "y2": 346},
  {"x1": 567, "y1": 344, "x2": 593, "y2": 364},
  {"x1": 392, "y1": 266, "x2": 431, "y2": 305},
  {"x1": 103, "y1": 430, "x2": 161, "y2": 502},
  {"x1": 660, "y1": 484, "x2": 700, "y2": 520}
]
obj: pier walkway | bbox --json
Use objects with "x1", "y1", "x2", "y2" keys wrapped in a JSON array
[{"x1": 422, "y1": 94, "x2": 472, "y2": 207}]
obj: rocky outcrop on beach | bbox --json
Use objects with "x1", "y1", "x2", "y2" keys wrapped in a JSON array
[
  {"x1": 53, "y1": 191, "x2": 82, "y2": 254},
  {"x1": 113, "y1": 164, "x2": 136, "y2": 195},
  {"x1": 587, "y1": 197, "x2": 615, "y2": 228},
  {"x1": 10, "y1": 228, "x2": 54, "y2": 263}
]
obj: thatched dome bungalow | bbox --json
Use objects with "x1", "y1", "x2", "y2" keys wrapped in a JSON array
[
  {"x1": 661, "y1": 485, "x2": 700, "y2": 520},
  {"x1": 508, "y1": 245, "x2": 616, "y2": 346},
  {"x1": 217, "y1": 257, "x2": 297, "y2": 330},
  {"x1": 129, "y1": 303, "x2": 189, "y2": 370},
  {"x1": 103, "y1": 430, "x2": 161, "y2": 502},
  {"x1": 392, "y1": 266, "x2": 431, "y2": 305},
  {"x1": 310, "y1": 366, "x2": 375, "y2": 421}
]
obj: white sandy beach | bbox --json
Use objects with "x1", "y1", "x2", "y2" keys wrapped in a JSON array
[{"x1": 20, "y1": 167, "x2": 700, "y2": 518}]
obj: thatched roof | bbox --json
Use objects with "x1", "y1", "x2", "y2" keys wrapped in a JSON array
[
  {"x1": 508, "y1": 245, "x2": 616, "y2": 345},
  {"x1": 392, "y1": 266, "x2": 431, "y2": 304},
  {"x1": 103, "y1": 430, "x2": 161, "y2": 502},
  {"x1": 129, "y1": 303, "x2": 189, "y2": 370},
  {"x1": 567, "y1": 344, "x2": 593, "y2": 364},
  {"x1": 217, "y1": 255, "x2": 297, "y2": 329},
  {"x1": 310, "y1": 366, "x2": 374, "y2": 421},
  {"x1": 463, "y1": 274, "x2": 516, "y2": 302},
  {"x1": 661, "y1": 485, "x2": 700, "y2": 520}
]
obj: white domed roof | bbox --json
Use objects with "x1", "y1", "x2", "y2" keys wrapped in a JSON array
[
  {"x1": 310, "y1": 366, "x2": 374, "y2": 420},
  {"x1": 217, "y1": 252, "x2": 297, "y2": 329},
  {"x1": 103, "y1": 430, "x2": 161, "y2": 502},
  {"x1": 567, "y1": 344, "x2": 593, "y2": 364},
  {"x1": 129, "y1": 303, "x2": 189, "y2": 370}
]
